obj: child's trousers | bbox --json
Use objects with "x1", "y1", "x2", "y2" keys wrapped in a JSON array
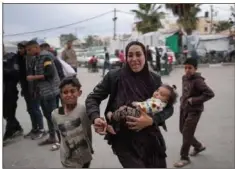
[{"x1": 179, "y1": 110, "x2": 203, "y2": 159}]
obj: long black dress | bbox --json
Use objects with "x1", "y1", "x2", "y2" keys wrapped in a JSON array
[{"x1": 85, "y1": 68, "x2": 174, "y2": 168}]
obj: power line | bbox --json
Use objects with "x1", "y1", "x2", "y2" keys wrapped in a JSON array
[
  {"x1": 116, "y1": 10, "x2": 133, "y2": 15},
  {"x1": 4, "y1": 10, "x2": 113, "y2": 37}
]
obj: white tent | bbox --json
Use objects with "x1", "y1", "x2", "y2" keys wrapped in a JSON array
[{"x1": 196, "y1": 34, "x2": 230, "y2": 52}]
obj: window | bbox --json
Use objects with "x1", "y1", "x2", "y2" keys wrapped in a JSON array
[{"x1": 204, "y1": 27, "x2": 208, "y2": 32}]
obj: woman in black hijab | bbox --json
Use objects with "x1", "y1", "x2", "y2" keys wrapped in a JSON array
[{"x1": 85, "y1": 41, "x2": 174, "y2": 168}]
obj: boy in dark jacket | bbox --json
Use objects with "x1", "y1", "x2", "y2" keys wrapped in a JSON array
[
  {"x1": 174, "y1": 58, "x2": 215, "y2": 168},
  {"x1": 17, "y1": 41, "x2": 45, "y2": 139}
]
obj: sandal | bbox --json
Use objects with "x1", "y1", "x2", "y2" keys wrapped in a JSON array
[
  {"x1": 174, "y1": 159, "x2": 191, "y2": 168},
  {"x1": 190, "y1": 146, "x2": 206, "y2": 156},
  {"x1": 50, "y1": 143, "x2": 60, "y2": 151}
]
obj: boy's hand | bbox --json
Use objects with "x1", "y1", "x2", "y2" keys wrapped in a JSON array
[{"x1": 106, "y1": 125, "x2": 116, "y2": 135}]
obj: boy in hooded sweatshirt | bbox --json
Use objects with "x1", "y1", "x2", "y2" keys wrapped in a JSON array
[{"x1": 174, "y1": 58, "x2": 215, "y2": 168}]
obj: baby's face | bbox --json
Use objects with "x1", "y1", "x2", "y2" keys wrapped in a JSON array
[{"x1": 153, "y1": 86, "x2": 170, "y2": 103}]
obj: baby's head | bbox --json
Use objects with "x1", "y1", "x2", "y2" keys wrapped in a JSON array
[{"x1": 153, "y1": 84, "x2": 177, "y2": 105}]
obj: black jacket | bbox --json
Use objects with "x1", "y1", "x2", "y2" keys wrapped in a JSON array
[
  {"x1": 17, "y1": 53, "x2": 29, "y2": 94},
  {"x1": 3, "y1": 52, "x2": 19, "y2": 83},
  {"x1": 85, "y1": 68, "x2": 174, "y2": 131},
  {"x1": 3, "y1": 52, "x2": 19, "y2": 94}
]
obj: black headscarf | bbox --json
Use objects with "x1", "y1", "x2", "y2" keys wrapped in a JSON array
[{"x1": 116, "y1": 41, "x2": 156, "y2": 108}]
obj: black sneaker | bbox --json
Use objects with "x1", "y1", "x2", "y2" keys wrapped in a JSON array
[
  {"x1": 32, "y1": 129, "x2": 47, "y2": 140},
  {"x1": 24, "y1": 129, "x2": 38, "y2": 139},
  {"x1": 3, "y1": 129, "x2": 23, "y2": 147},
  {"x1": 3, "y1": 137, "x2": 13, "y2": 147},
  {"x1": 12, "y1": 128, "x2": 24, "y2": 138},
  {"x1": 3, "y1": 131, "x2": 13, "y2": 142}
]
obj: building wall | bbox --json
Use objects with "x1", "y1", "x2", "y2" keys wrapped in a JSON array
[{"x1": 196, "y1": 17, "x2": 218, "y2": 34}]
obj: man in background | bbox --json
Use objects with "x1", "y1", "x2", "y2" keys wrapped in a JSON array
[
  {"x1": 119, "y1": 50, "x2": 125, "y2": 67},
  {"x1": 155, "y1": 47, "x2": 161, "y2": 72},
  {"x1": 61, "y1": 40, "x2": 77, "y2": 72},
  {"x1": 146, "y1": 45, "x2": 155, "y2": 71},
  {"x1": 102, "y1": 47, "x2": 110, "y2": 77}
]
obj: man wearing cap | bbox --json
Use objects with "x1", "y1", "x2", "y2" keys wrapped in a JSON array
[{"x1": 61, "y1": 40, "x2": 78, "y2": 72}]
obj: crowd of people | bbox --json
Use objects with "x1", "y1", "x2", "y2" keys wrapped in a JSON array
[{"x1": 3, "y1": 40, "x2": 215, "y2": 168}]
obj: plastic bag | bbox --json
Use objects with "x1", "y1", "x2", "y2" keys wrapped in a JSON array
[{"x1": 57, "y1": 58, "x2": 76, "y2": 77}]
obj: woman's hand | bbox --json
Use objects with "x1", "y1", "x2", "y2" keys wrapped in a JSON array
[
  {"x1": 126, "y1": 109, "x2": 153, "y2": 131},
  {"x1": 94, "y1": 117, "x2": 107, "y2": 135},
  {"x1": 93, "y1": 117, "x2": 116, "y2": 135}
]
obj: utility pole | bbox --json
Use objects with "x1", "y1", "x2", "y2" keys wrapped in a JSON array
[
  {"x1": 113, "y1": 8, "x2": 117, "y2": 40},
  {"x1": 210, "y1": 5, "x2": 214, "y2": 34}
]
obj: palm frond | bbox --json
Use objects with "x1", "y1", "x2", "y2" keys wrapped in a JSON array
[{"x1": 131, "y1": 9, "x2": 148, "y2": 20}]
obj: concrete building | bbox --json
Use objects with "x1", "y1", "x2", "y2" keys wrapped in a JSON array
[{"x1": 195, "y1": 17, "x2": 219, "y2": 34}]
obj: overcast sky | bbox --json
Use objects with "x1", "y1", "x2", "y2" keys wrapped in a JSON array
[{"x1": 3, "y1": 3, "x2": 233, "y2": 41}]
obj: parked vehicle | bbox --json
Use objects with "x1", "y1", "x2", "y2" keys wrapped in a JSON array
[
  {"x1": 96, "y1": 53, "x2": 122, "y2": 68},
  {"x1": 77, "y1": 52, "x2": 89, "y2": 67}
]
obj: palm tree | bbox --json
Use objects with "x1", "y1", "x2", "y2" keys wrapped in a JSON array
[
  {"x1": 165, "y1": 4, "x2": 201, "y2": 35},
  {"x1": 131, "y1": 4, "x2": 165, "y2": 34},
  {"x1": 215, "y1": 20, "x2": 233, "y2": 33}
]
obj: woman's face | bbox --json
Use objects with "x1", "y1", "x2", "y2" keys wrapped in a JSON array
[{"x1": 126, "y1": 45, "x2": 146, "y2": 72}]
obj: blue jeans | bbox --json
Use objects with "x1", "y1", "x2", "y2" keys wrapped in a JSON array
[
  {"x1": 24, "y1": 92, "x2": 44, "y2": 131},
  {"x1": 40, "y1": 97, "x2": 57, "y2": 138}
]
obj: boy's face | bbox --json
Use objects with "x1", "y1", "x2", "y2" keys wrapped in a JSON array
[
  {"x1": 153, "y1": 86, "x2": 170, "y2": 103},
  {"x1": 18, "y1": 46, "x2": 25, "y2": 56},
  {"x1": 184, "y1": 64, "x2": 197, "y2": 77},
  {"x1": 26, "y1": 44, "x2": 40, "y2": 56},
  {"x1": 61, "y1": 84, "x2": 82, "y2": 105}
]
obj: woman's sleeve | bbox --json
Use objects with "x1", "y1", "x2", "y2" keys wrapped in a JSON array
[
  {"x1": 151, "y1": 105, "x2": 174, "y2": 125},
  {"x1": 85, "y1": 72, "x2": 111, "y2": 123}
]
